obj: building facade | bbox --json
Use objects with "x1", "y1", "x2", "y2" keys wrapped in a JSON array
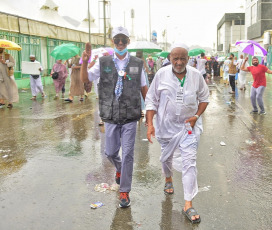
[
  {"x1": 245, "y1": 0, "x2": 272, "y2": 43},
  {"x1": 217, "y1": 13, "x2": 245, "y2": 55}
]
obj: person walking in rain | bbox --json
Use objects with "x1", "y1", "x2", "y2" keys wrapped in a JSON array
[
  {"x1": 29, "y1": 55, "x2": 46, "y2": 100},
  {"x1": 196, "y1": 53, "x2": 207, "y2": 80},
  {"x1": 237, "y1": 54, "x2": 248, "y2": 90},
  {"x1": 80, "y1": 26, "x2": 148, "y2": 208},
  {"x1": 145, "y1": 43, "x2": 209, "y2": 224},
  {"x1": 64, "y1": 54, "x2": 84, "y2": 102},
  {"x1": 228, "y1": 53, "x2": 237, "y2": 94},
  {"x1": 223, "y1": 57, "x2": 230, "y2": 85},
  {"x1": 0, "y1": 47, "x2": 19, "y2": 108},
  {"x1": 51, "y1": 59, "x2": 68, "y2": 100},
  {"x1": 241, "y1": 56, "x2": 272, "y2": 115}
]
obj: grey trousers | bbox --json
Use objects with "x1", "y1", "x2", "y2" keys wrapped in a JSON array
[
  {"x1": 105, "y1": 121, "x2": 137, "y2": 193},
  {"x1": 250, "y1": 86, "x2": 266, "y2": 112}
]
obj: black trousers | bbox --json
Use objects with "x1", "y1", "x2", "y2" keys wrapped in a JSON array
[{"x1": 229, "y1": 75, "x2": 236, "y2": 92}]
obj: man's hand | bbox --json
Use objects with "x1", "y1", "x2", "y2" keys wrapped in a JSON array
[
  {"x1": 185, "y1": 116, "x2": 198, "y2": 128},
  {"x1": 244, "y1": 57, "x2": 248, "y2": 62},
  {"x1": 82, "y1": 42, "x2": 92, "y2": 63},
  {"x1": 147, "y1": 125, "x2": 155, "y2": 144}
]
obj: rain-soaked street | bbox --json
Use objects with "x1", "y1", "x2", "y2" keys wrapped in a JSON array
[{"x1": 1, "y1": 74, "x2": 272, "y2": 230}]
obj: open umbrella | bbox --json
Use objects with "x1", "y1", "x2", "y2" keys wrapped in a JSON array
[
  {"x1": 50, "y1": 43, "x2": 80, "y2": 60},
  {"x1": 155, "y1": 51, "x2": 169, "y2": 58},
  {"x1": 0, "y1": 39, "x2": 22, "y2": 51},
  {"x1": 188, "y1": 48, "x2": 205, "y2": 57},
  {"x1": 235, "y1": 40, "x2": 267, "y2": 57},
  {"x1": 217, "y1": 57, "x2": 226, "y2": 62},
  {"x1": 127, "y1": 41, "x2": 162, "y2": 53}
]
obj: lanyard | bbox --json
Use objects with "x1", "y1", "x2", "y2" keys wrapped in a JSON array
[
  {"x1": 112, "y1": 53, "x2": 130, "y2": 75},
  {"x1": 177, "y1": 75, "x2": 186, "y2": 87}
]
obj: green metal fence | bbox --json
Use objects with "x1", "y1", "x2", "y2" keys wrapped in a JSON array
[
  {"x1": 46, "y1": 38, "x2": 100, "y2": 75},
  {"x1": 1, "y1": 30, "x2": 102, "y2": 78},
  {"x1": 0, "y1": 31, "x2": 41, "y2": 79},
  {"x1": 0, "y1": 31, "x2": 21, "y2": 79}
]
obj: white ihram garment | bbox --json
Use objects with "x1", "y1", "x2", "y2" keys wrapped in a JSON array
[
  {"x1": 237, "y1": 59, "x2": 248, "y2": 88},
  {"x1": 145, "y1": 65, "x2": 209, "y2": 201}
]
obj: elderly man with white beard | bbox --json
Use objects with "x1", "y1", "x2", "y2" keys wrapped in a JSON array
[{"x1": 145, "y1": 43, "x2": 209, "y2": 224}]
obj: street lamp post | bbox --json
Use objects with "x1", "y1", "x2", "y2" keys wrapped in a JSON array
[
  {"x1": 149, "y1": 0, "x2": 151, "y2": 41},
  {"x1": 165, "y1": 16, "x2": 170, "y2": 51}
]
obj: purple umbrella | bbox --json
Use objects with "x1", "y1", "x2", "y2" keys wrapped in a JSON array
[{"x1": 235, "y1": 40, "x2": 267, "y2": 57}]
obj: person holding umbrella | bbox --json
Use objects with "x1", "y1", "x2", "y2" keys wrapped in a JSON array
[
  {"x1": 0, "y1": 47, "x2": 19, "y2": 108},
  {"x1": 240, "y1": 56, "x2": 272, "y2": 115},
  {"x1": 80, "y1": 26, "x2": 148, "y2": 208}
]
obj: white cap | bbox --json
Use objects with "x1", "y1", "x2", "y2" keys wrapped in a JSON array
[
  {"x1": 170, "y1": 43, "x2": 189, "y2": 52},
  {"x1": 112, "y1": 26, "x2": 129, "y2": 38},
  {"x1": 30, "y1": 54, "x2": 35, "y2": 57}
]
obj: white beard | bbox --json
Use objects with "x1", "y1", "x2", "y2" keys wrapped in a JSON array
[{"x1": 173, "y1": 66, "x2": 186, "y2": 74}]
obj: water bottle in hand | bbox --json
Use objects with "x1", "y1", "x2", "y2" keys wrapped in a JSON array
[{"x1": 185, "y1": 122, "x2": 192, "y2": 134}]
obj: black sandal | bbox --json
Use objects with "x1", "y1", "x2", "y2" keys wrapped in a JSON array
[
  {"x1": 164, "y1": 182, "x2": 174, "y2": 194},
  {"x1": 182, "y1": 207, "x2": 201, "y2": 224}
]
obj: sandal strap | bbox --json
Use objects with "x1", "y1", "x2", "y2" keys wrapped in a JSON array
[
  {"x1": 164, "y1": 182, "x2": 174, "y2": 189},
  {"x1": 185, "y1": 207, "x2": 198, "y2": 217}
]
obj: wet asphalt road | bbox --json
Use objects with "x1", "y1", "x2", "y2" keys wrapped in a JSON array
[{"x1": 0, "y1": 74, "x2": 272, "y2": 230}]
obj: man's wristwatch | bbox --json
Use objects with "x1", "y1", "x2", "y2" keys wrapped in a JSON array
[{"x1": 194, "y1": 115, "x2": 199, "y2": 120}]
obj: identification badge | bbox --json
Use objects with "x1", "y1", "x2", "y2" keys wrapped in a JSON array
[
  {"x1": 176, "y1": 87, "x2": 184, "y2": 103},
  {"x1": 175, "y1": 87, "x2": 183, "y2": 115},
  {"x1": 129, "y1": 67, "x2": 139, "y2": 74},
  {"x1": 118, "y1": 70, "x2": 125, "y2": 76}
]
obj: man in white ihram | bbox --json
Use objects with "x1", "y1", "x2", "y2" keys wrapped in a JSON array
[{"x1": 145, "y1": 43, "x2": 209, "y2": 224}]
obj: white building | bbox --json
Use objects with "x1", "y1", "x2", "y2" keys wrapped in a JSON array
[{"x1": 217, "y1": 13, "x2": 245, "y2": 55}]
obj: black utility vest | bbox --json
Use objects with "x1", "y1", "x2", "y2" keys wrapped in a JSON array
[{"x1": 98, "y1": 55, "x2": 143, "y2": 124}]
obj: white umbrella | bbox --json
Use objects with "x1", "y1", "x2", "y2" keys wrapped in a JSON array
[
  {"x1": 217, "y1": 57, "x2": 226, "y2": 62},
  {"x1": 127, "y1": 41, "x2": 162, "y2": 53}
]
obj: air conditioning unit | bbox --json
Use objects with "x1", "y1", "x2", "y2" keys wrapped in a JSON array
[{"x1": 263, "y1": 31, "x2": 271, "y2": 45}]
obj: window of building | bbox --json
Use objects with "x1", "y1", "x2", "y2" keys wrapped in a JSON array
[
  {"x1": 251, "y1": 3, "x2": 257, "y2": 25},
  {"x1": 234, "y1": 20, "x2": 245, "y2": 25}
]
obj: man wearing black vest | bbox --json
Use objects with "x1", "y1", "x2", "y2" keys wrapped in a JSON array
[{"x1": 81, "y1": 26, "x2": 148, "y2": 208}]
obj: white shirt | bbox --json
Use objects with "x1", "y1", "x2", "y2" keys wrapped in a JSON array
[
  {"x1": 196, "y1": 58, "x2": 207, "y2": 75},
  {"x1": 237, "y1": 58, "x2": 248, "y2": 74},
  {"x1": 88, "y1": 52, "x2": 147, "y2": 87},
  {"x1": 145, "y1": 65, "x2": 209, "y2": 139}
]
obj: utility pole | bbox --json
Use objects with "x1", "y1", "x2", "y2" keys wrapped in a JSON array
[
  {"x1": 103, "y1": 0, "x2": 106, "y2": 46},
  {"x1": 88, "y1": 0, "x2": 91, "y2": 43},
  {"x1": 149, "y1": 0, "x2": 151, "y2": 41}
]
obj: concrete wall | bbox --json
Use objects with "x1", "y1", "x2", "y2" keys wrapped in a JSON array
[{"x1": 246, "y1": 0, "x2": 272, "y2": 40}]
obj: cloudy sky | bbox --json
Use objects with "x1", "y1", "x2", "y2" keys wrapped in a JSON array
[
  {"x1": 57, "y1": 0, "x2": 245, "y2": 48},
  {"x1": 2, "y1": 0, "x2": 245, "y2": 48}
]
